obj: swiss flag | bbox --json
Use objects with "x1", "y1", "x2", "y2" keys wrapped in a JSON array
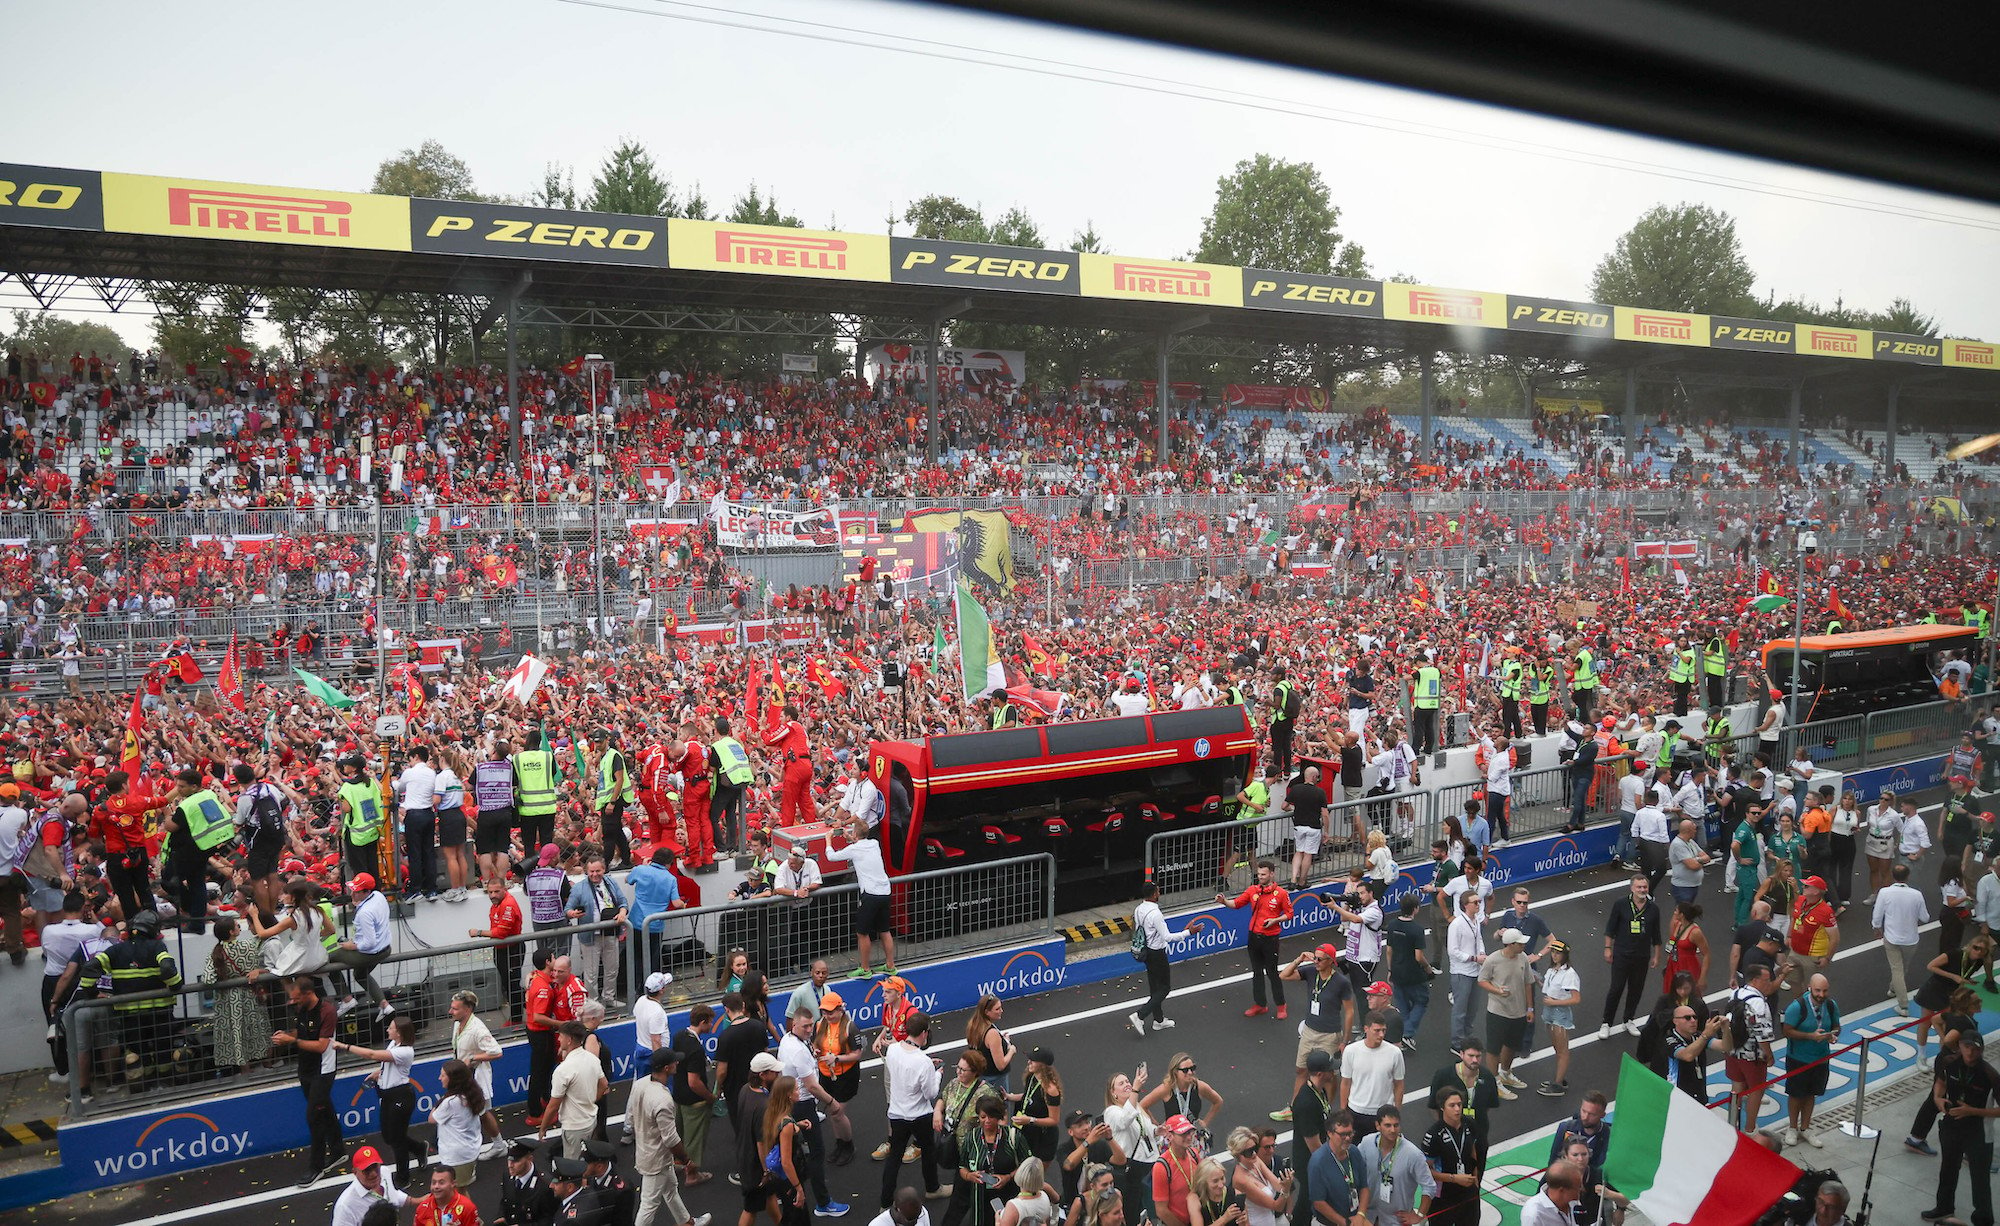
[{"x1": 639, "y1": 466, "x2": 676, "y2": 497}]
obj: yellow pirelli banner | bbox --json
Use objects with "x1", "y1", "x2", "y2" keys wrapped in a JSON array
[
  {"x1": 667, "y1": 218, "x2": 889, "y2": 282},
  {"x1": 101, "y1": 172, "x2": 410, "y2": 251}
]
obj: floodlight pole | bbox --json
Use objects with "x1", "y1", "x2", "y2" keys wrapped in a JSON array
[
  {"x1": 1787, "y1": 380, "x2": 1803, "y2": 474},
  {"x1": 923, "y1": 299, "x2": 975, "y2": 467},
  {"x1": 1623, "y1": 368, "x2": 1638, "y2": 460},
  {"x1": 1883, "y1": 381, "x2": 1899, "y2": 477}
]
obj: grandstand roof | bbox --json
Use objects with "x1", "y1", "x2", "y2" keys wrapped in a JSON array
[{"x1": 2, "y1": 160, "x2": 1995, "y2": 398}]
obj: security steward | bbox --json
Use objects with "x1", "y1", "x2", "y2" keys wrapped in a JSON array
[
  {"x1": 1668, "y1": 638, "x2": 1696, "y2": 718},
  {"x1": 593, "y1": 728, "x2": 636, "y2": 870},
  {"x1": 1703, "y1": 633, "x2": 1729, "y2": 710},
  {"x1": 708, "y1": 717, "x2": 754, "y2": 856},
  {"x1": 1570, "y1": 640, "x2": 1599, "y2": 724},
  {"x1": 165, "y1": 768, "x2": 233, "y2": 935},
  {"x1": 336, "y1": 755, "x2": 387, "y2": 884},
  {"x1": 581, "y1": 1138, "x2": 635, "y2": 1225},
  {"x1": 1412, "y1": 655, "x2": 1444, "y2": 755},
  {"x1": 514, "y1": 730, "x2": 561, "y2": 855},
  {"x1": 495, "y1": 1138, "x2": 558, "y2": 1226},
  {"x1": 1269, "y1": 665, "x2": 1298, "y2": 773},
  {"x1": 1497, "y1": 650, "x2": 1525, "y2": 739},
  {"x1": 1704, "y1": 708, "x2": 1735, "y2": 768},
  {"x1": 1529, "y1": 654, "x2": 1556, "y2": 736},
  {"x1": 989, "y1": 687, "x2": 1018, "y2": 729},
  {"x1": 550, "y1": 1155, "x2": 610, "y2": 1225},
  {"x1": 762, "y1": 704, "x2": 814, "y2": 829},
  {"x1": 95, "y1": 909, "x2": 180, "y2": 1085}
]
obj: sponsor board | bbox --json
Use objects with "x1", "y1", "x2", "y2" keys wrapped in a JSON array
[
  {"x1": 865, "y1": 345, "x2": 1026, "y2": 389},
  {"x1": 711, "y1": 501, "x2": 838, "y2": 552},
  {"x1": 668, "y1": 218, "x2": 889, "y2": 282},
  {"x1": 1383, "y1": 283, "x2": 1507, "y2": 328},
  {"x1": 1796, "y1": 325, "x2": 1872, "y2": 360},
  {"x1": 891, "y1": 236, "x2": 1079, "y2": 294},
  {"x1": 410, "y1": 198, "x2": 667, "y2": 265},
  {"x1": 1613, "y1": 306, "x2": 1710, "y2": 347},
  {"x1": 1842, "y1": 753, "x2": 1947, "y2": 802},
  {"x1": 1241, "y1": 269, "x2": 1383, "y2": 317},
  {"x1": 102, "y1": 172, "x2": 410, "y2": 250},
  {"x1": 1534, "y1": 397, "x2": 1606, "y2": 417},
  {"x1": 1873, "y1": 332, "x2": 1944, "y2": 365},
  {"x1": 0, "y1": 162, "x2": 104, "y2": 231},
  {"x1": 1706, "y1": 315, "x2": 1795, "y2": 353},
  {"x1": 782, "y1": 352, "x2": 819, "y2": 373},
  {"x1": 1505, "y1": 295, "x2": 1613, "y2": 337},
  {"x1": 1946, "y1": 339, "x2": 2000, "y2": 370},
  {"x1": 1079, "y1": 252, "x2": 1244, "y2": 306}
]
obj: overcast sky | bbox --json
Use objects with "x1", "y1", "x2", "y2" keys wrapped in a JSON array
[{"x1": 11, "y1": 0, "x2": 2000, "y2": 350}]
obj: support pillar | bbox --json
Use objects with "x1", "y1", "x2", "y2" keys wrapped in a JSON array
[
  {"x1": 1418, "y1": 353, "x2": 1434, "y2": 462},
  {"x1": 1788, "y1": 381, "x2": 1803, "y2": 472},
  {"x1": 1623, "y1": 368, "x2": 1637, "y2": 458},
  {"x1": 925, "y1": 320, "x2": 942, "y2": 466},
  {"x1": 505, "y1": 272, "x2": 531, "y2": 465},
  {"x1": 1157, "y1": 334, "x2": 1172, "y2": 465},
  {"x1": 1884, "y1": 382, "x2": 1900, "y2": 476}
]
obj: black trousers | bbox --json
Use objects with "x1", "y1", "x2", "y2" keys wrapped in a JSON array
[
  {"x1": 527, "y1": 1028, "x2": 557, "y2": 1116},
  {"x1": 300, "y1": 1066, "x2": 345, "y2": 1173},
  {"x1": 1499, "y1": 699, "x2": 1522, "y2": 739},
  {"x1": 1413, "y1": 708, "x2": 1438, "y2": 755},
  {"x1": 1937, "y1": 1121, "x2": 1995, "y2": 1226},
  {"x1": 1139, "y1": 948, "x2": 1172, "y2": 1022},
  {"x1": 1530, "y1": 702, "x2": 1549, "y2": 736},
  {"x1": 1830, "y1": 835, "x2": 1858, "y2": 908},
  {"x1": 518, "y1": 811, "x2": 556, "y2": 854},
  {"x1": 599, "y1": 799, "x2": 632, "y2": 866},
  {"x1": 1672, "y1": 682, "x2": 1691, "y2": 717},
  {"x1": 169, "y1": 838, "x2": 209, "y2": 932},
  {"x1": 43, "y1": 975, "x2": 68, "y2": 1076},
  {"x1": 1707, "y1": 674, "x2": 1726, "y2": 709},
  {"x1": 377, "y1": 1083, "x2": 420, "y2": 1182},
  {"x1": 1574, "y1": 688, "x2": 1597, "y2": 724},
  {"x1": 709, "y1": 785, "x2": 745, "y2": 852},
  {"x1": 1640, "y1": 839, "x2": 1670, "y2": 897},
  {"x1": 1601, "y1": 952, "x2": 1651, "y2": 1026},
  {"x1": 879, "y1": 1115, "x2": 939, "y2": 1206},
  {"x1": 1270, "y1": 723, "x2": 1294, "y2": 774},
  {"x1": 1247, "y1": 933, "x2": 1286, "y2": 1008},
  {"x1": 403, "y1": 809, "x2": 438, "y2": 896},
  {"x1": 344, "y1": 838, "x2": 378, "y2": 882},
  {"x1": 106, "y1": 849, "x2": 150, "y2": 919}
]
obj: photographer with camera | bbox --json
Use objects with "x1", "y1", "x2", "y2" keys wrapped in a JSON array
[{"x1": 1924, "y1": 1032, "x2": 2000, "y2": 1226}]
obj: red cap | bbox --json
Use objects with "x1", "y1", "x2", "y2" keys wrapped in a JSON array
[
  {"x1": 351, "y1": 872, "x2": 376, "y2": 892},
  {"x1": 1803, "y1": 875, "x2": 1827, "y2": 891},
  {"x1": 352, "y1": 1145, "x2": 383, "y2": 1170}
]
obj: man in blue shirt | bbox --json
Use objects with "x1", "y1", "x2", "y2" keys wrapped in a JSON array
[
  {"x1": 626, "y1": 846, "x2": 685, "y2": 940},
  {"x1": 1308, "y1": 1109, "x2": 1369, "y2": 1226},
  {"x1": 1781, "y1": 974, "x2": 1841, "y2": 1146},
  {"x1": 564, "y1": 855, "x2": 628, "y2": 1008}
]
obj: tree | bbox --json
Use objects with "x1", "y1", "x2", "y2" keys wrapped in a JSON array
[
  {"x1": 902, "y1": 195, "x2": 987, "y2": 242},
  {"x1": 728, "y1": 184, "x2": 803, "y2": 228},
  {"x1": 3, "y1": 310, "x2": 134, "y2": 365},
  {"x1": 533, "y1": 162, "x2": 578, "y2": 211},
  {"x1": 588, "y1": 140, "x2": 676, "y2": 217},
  {"x1": 145, "y1": 282, "x2": 259, "y2": 366},
  {"x1": 1194, "y1": 154, "x2": 1366, "y2": 275},
  {"x1": 1069, "y1": 222, "x2": 1106, "y2": 254},
  {"x1": 681, "y1": 182, "x2": 714, "y2": 222},
  {"x1": 1589, "y1": 203, "x2": 1756, "y2": 315},
  {"x1": 1872, "y1": 297, "x2": 1938, "y2": 336},
  {"x1": 371, "y1": 140, "x2": 487, "y2": 201},
  {"x1": 986, "y1": 206, "x2": 1044, "y2": 249}
]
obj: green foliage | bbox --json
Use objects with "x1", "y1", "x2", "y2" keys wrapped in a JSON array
[
  {"x1": 1871, "y1": 297, "x2": 1937, "y2": 336},
  {"x1": 372, "y1": 140, "x2": 488, "y2": 202},
  {"x1": 1194, "y1": 154, "x2": 1365, "y2": 276},
  {"x1": 1589, "y1": 203, "x2": 1756, "y2": 315},
  {"x1": 145, "y1": 281, "x2": 258, "y2": 367},
  {"x1": 533, "y1": 163, "x2": 578, "y2": 210},
  {"x1": 1069, "y1": 222, "x2": 1105, "y2": 254},
  {"x1": 588, "y1": 140, "x2": 677, "y2": 218},
  {"x1": 902, "y1": 195, "x2": 987, "y2": 242},
  {"x1": 986, "y1": 207, "x2": 1044, "y2": 249},
  {"x1": 728, "y1": 184, "x2": 803, "y2": 228},
  {"x1": 3, "y1": 310, "x2": 135, "y2": 365}
]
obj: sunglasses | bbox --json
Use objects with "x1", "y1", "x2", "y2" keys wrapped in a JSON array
[{"x1": 1177, "y1": 1065, "x2": 1197, "y2": 1073}]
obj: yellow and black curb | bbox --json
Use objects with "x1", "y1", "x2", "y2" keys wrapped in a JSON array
[
  {"x1": 0, "y1": 1118, "x2": 58, "y2": 1148},
  {"x1": 1059, "y1": 916, "x2": 1134, "y2": 943}
]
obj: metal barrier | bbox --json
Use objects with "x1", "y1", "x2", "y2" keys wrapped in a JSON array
[
  {"x1": 1430, "y1": 757, "x2": 1633, "y2": 848},
  {"x1": 1144, "y1": 795, "x2": 1417, "y2": 910},
  {"x1": 634, "y1": 853, "x2": 1057, "y2": 987},
  {"x1": 1863, "y1": 695, "x2": 1984, "y2": 765}
]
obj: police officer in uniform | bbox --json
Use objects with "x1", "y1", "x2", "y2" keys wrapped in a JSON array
[
  {"x1": 708, "y1": 717, "x2": 754, "y2": 856},
  {"x1": 582, "y1": 1138, "x2": 636, "y2": 1226},
  {"x1": 1667, "y1": 638, "x2": 1696, "y2": 718},
  {"x1": 95, "y1": 909, "x2": 180, "y2": 1085},
  {"x1": 496, "y1": 1138, "x2": 559, "y2": 1226},
  {"x1": 165, "y1": 768, "x2": 234, "y2": 934},
  {"x1": 515, "y1": 731, "x2": 562, "y2": 857},
  {"x1": 1412, "y1": 655, "x2": 1444, "y2": 755},
  {"x1": 594, "y1": 728, "x2": 636, "y2": 870},
  {"x1": 335, "y1": 755, "x2": 386, "y2": 884},
  {"x1": 551, "y1": 1156, "x2": 610, "y2": 1225},
  {"x1": 1497, "y1": 651, "x2": 1525, "y2": 739},
  {"x1": 1703, "y1": 633, "x2": 1729, "y2": 710}
]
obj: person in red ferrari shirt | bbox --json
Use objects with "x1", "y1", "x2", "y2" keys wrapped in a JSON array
[
  {"x1": 676, "y1": 722, "x2": 715, "y2": 872},
  {"x1": 1218, "y1": 860, "x2": 1295, "y2": 1018},
  {"x1": 762, "y1": 705, "x2": 813, "y2": 829},
  {"x1": 93, "y1": 769, "x2": 164, "y2": 920},
  {"x1": 411, "y1": 1163, "x2": 479, "y2": 1226},
  {"x1": 470, "y1": 878, "x2": 526, "y2": 1025},
  {"x1": 637, "y1": 729, "x2": 678, "y2": 854}
]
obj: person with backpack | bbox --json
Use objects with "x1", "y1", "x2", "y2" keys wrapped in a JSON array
[
  {"x1": 1724, "y1": 963, "x2": 1778, "y2": 1133},
  {"x1": 232, "y1": 762, "x2": 299, "y2": 918}
]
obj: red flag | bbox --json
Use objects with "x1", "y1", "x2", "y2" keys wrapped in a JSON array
[
  {"x1": 121, "y1": 684, "x2": 145, "y2": 775},
  {"x1": 560, "y1": 356, "x2": 586, "y2": 378},
  {"x1": 762, "y1": 665, "x2": 786, "y2": 732},
  {"x1": 1617, "y1": 556, "x2": 1632, "y2": 593},
  {"x1": 26, "y1": 382, "x2": 56, "y2": 408},
  {"x1": 69, "y1": 514, "x2": 92, "y2": 543},
  {"x1": 1828, "y1": 587, "x2": 1853, "y2": 621},
  {"x1": 1006, "y1": 684, "x2": 1064, "y2": 720},
  {"x1": 407, "y1": 668, "x2": 427, "y2": 722},
  {"x1": 742, "y1": 661, "x2": 761, "y2": 729},
  {"x1": 646, "y1": 389, "x2": 676, "y2": 411},
  {"x1": 216, "y1": 636, "x2": 247, "y2": 712},
  {"x1": 165, "y1": 646, "x2": 203, "y2": 684},
  {"x1": 223, "y1": 343, "x2": 253, "y2": 365},
  {"x1": 1755, "y1": 562, "x2": 1785, "y2": 597},
  {"x1": 1022, "y1": 633, "x2": 1053, "y2": 679}
]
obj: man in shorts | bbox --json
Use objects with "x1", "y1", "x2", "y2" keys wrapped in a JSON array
[
  {"x1": 230, "y1": 764, "x2": 295, "y2": 917},
  {"x1": 1274, "y1": 942, "x2": 1353, "y2": 1119},
  {"x1": 471, "y1": 740, "x2": 518, "y2": 887},
  {"x1": 1283, "y1": 765, "x2": 1329, "y2": 890}
]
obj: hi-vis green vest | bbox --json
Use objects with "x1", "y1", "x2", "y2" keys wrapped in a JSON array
[
  {"x1": 1668, "y1": 649, "x2": 1695, "y2": 685},
  {"x1": 596, "y1": 747, "x2": 636, "y2": 809},
  {"x1": 1530, "y1": 664, "x2": 1554, "y2": 704},
  {"x1": 1414, "y1": 665, "x2": 1442, "y2": 710},
  {"x1": 991, "y1": 702, "x2": 1015, "y2": 729},
  {"x1": 1498, "y1": 659, "x2": 1524, "y2": 701},
  {"x1": 318, "y1": 900, "x2": 341, "y2": 954},
  {"x1": 714, "y1": 737, "x2": 754, "y2": 787},
  {"x1": 1573, "y1": 648, "x2": 1598, "y2": 691},
  {"x1": 1826, "y1": 619, "x2": 1844, "y2": 635},
  {"x1": 1703, "y1": 638, "x2": 1727, "y2": 677},
  {"x1": 175, "y1": 789, "x2": 233, "y2": 852},
  {"x1": 340, "y1": 780, "x2": 385, "y2": 845},
  {"x1": 1270, "y1": 680, "x2": 1295, "y2": 723},
  {"x1": 1920, "y1": 612, "x2": 1938, "y2": 625},
  {"x1": 513, "y1": 750, "x2": 558, "y2": 816},
  {"x1": 1706, "y1": 712, "x2": 1732, "y2": 743},
  {"x1": 1655, "y1": 730, "x2": 1680, "y2": 770}
]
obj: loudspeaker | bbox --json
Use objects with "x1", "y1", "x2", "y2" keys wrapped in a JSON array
[{"x1": 881, "y1": 662, "x2": 904, "y2": 691}]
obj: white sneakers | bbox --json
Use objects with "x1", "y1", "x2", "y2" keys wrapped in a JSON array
[
  {"x1": 1154, "y1": 1019, "x2": 1177, "y2": 1031},
  {"x1": 1129, "y1": 1012, "x2": 1146, "y2": 1036},
  {"x1": 1597, "y1": 1024, "x2": 1611, "y2": 1040}
]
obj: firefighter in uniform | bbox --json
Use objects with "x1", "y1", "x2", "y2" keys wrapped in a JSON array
[
  {"x1": 676, "y1": 721, "x2": 715, "y2": 871},
  {"x1": 514, "y1": 731, "x2": 561, "y2": 854},
  {"x1": 1412, "y1": 657, "x2": 1444, "y2": 755},
  {"x1": 1497, "y1": 650, "x2": 1525, "y2": 739},
  {"x1": 1529, "y1": 654, "x2": 1556, "y2": 736},
  {"x1": 337, "y1": 756, "x2": 386, "y2": 885},
  {"x1": 1703, "y1": 633, "x2": 1729, "y2": 710},
  {"x1": 593, "y1": 728, "x2": 637, "y2": 870},
  {"x1": 708, "y1": 717, "x2": 754, "y2": 855},
  {"x1": 1668, "y1": 638, "x2": 1696, "y2": 717},
  {"x1": 762, "y1": 705, "x2": 813, "y2": 829},
  {"x1": 96, "y1": 909, "x2": 179, "y2": 1085},
  {"x1": 1570, "y1": 641, "x2": 1599, "y2": 724},
  {"x1": 165, "y1": 768, "x2": 234, "y2": 935}
]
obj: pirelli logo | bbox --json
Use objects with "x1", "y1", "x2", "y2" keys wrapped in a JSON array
[
  {"x1": 1113, "y1": 261, "x2": 1211, "y2": 298},
  {"x1": 1407, "y1": 290, "x2": 1487, "y2": 321},
  {"x1": 167, "y1": 187, "x2": 350, "y2": 238},
  {"x1": 1806, "y1": 328, "x2": 1859, "y2": 354},
  {"x1": 1948, "y1": 342, "x2": 1998, "y2": 368},
  {"x1": 1631, "y1": 313, "x2": 1694, "y2": 341},
  {"x1": 712, "y1": 228, "x2": 845, "y2": 270},
  {"x1": 1382, "y1": 283, "x2": 1504, "y2": 327},
  {"x1": 668, "y1": 218, "x2": 888, "y2": 281}
]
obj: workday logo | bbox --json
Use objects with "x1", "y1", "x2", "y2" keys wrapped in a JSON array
[
  {"x1": 975, "y1": 950, "x2": 1067, "y2": 996},
  {"x1": 94, "y1": 1112, "x2": 254, "y2": 1177},
  {"x1": 1180, "y1": 914, "x2": 1239, "y2": 956},
  {"x1": 1532, "y1": 837, "x2": 1590, "y2": 876}
]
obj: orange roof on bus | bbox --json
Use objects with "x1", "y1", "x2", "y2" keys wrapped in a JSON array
[{"x1": 1762, "y1": 623, "x2": 1981, "y2": 656}]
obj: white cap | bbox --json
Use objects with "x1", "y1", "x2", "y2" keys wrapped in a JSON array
[
  {"x1": 1501, "y1": 929, "x2": 1531, "y2": 945},
  {"x1": 644, "y1": 971, "x2": 674, "y2": 994}
]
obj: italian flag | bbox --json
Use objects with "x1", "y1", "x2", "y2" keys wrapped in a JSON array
[
  {"x1": 954, "y1": 577, "x2": 1006, "y2": 703},
  {"x1": 1603, "y1": 1055, "x2": 1798, "y2": 1226}
]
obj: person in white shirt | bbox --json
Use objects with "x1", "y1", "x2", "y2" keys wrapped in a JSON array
[
  {"x1": 1873, "y1": 864, "x2": 1933, "y2": 1016},
  {"x1": 1896, "y1": 799, "x2": 1933, "y2": 867},
  {"x1": 870, "y1": 1187, "x2": 933, "y2": 1226},
  {"x1": 827, "y1": 816, "x2": 896, "y2": 978},
  {"x1": 1520, "y1": 1160, "x2": 1585, "y2": 1226},
  {"x1": 1615, "y1": 771, "x2": 1648, "y2": 868},
  {"x1": 394, "y1": 746, "x2": 443, "y2": 902},
  {"x1": 330, "y1": 872, "x2": 394, "y2": 1021},
  {"x1": 1631, "y1": 803, "x2": 1672, "y2": 895},
  {"x1": 1484, "y1": 738, "x2": 1514, "y2": 848},
  {"x1": 1447, "y1": 893, "x2": 1487, "y2": 1051},
  {"x1": 447, "y1": 989, "x2": 505, "y2": 1158},
  {"x1": 773, "y1": 846, "x2": 824, "y2": 976},
  {"x1": 880, "y1": 1011, "x2": 944, "y2": 1203},
  {"x1": 329, "y1": 1145, "x2": 409, "y2": 1226},
  {"x1": 1130, "y1": 880, "x2": 1192, "y2": 1035}
]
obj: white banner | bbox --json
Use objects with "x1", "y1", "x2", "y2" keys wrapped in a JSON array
[
  {"x1": 865, "y1": 345, "x2": 1026, "y2": 390},
  {"x1": 781, "y1": 353, "x2": 818, "y2": 374},
  {"x1": 709, "y1": 500, "x2": 838, "y2": 552}
]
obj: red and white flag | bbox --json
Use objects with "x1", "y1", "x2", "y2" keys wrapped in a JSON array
[
  {"x1": 497, "y1": 654, "x2": 549, "y2": 705},
  {"x1": 216, "y1": 636, "x2": 247, "y2": 712}
]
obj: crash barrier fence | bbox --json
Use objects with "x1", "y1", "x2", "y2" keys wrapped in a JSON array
[{"x1": 56, "y1": 852, "x2": 1054, "y2": 1119}]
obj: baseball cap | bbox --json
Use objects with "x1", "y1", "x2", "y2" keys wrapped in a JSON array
[
  {"x1": 1501, "y1": 929, "x2": 1530, "y2": 945},
  {"x1": 352, "y1": 1145, "x2": 384, "y2": 1171},
  {"x1": 1161, "y1": 1114, "x2": 1198, "y2": 1134},
  {"x1": 1803, "y1": 875, "x2": 1827, "y2": 891},
  {"x1": 280, "y1": 857, "x2": 307, "y2": 874},
  {"x1": 1364, "y1": 981, "x2": 1394, "y2": 997},
  {"x1": 1963, "y1": 1033, "x2": 1987, "y2": 1050},
  {"x1": 1953, "y1": 775, "x2": 1975, "y2": 787},
  {"x1": 1029, "y1": 1046, "x2": 1055, "y2": 1065},
  {"x1": 1304, "y1": 1050, "x2": 1335, "y2": 1073},
  {"x1": 821, "y1": 992, "x2": 846, "y2": 1011},
  {"x1": 645, "y1": 971, "x2": 674, "y2": 994},
  {"x1": 351, "y1": 873, "x2": 376, "y2": 892},
  {"x1": 649, "y1": 1047, "x2": 682, "y2": 1074},
  {"x1": 882, "y1": 975, "x2": 911, "y2": 994},
  {"x1": 0, "y1": 783, "x2": 18, "y2": 799},
  {"x1": 1314, "y1": 943, "x2": 1340, "y2": 959},
  {"x1": 750, "y1": 1052, "x2": 783, "y2": 1074},
  {"x1": 1755, "y1": 923, "x2": 1785, "y2": 945},
  {"x1": 538, "y1": 844, "x2": 561, "y2": 865}
]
